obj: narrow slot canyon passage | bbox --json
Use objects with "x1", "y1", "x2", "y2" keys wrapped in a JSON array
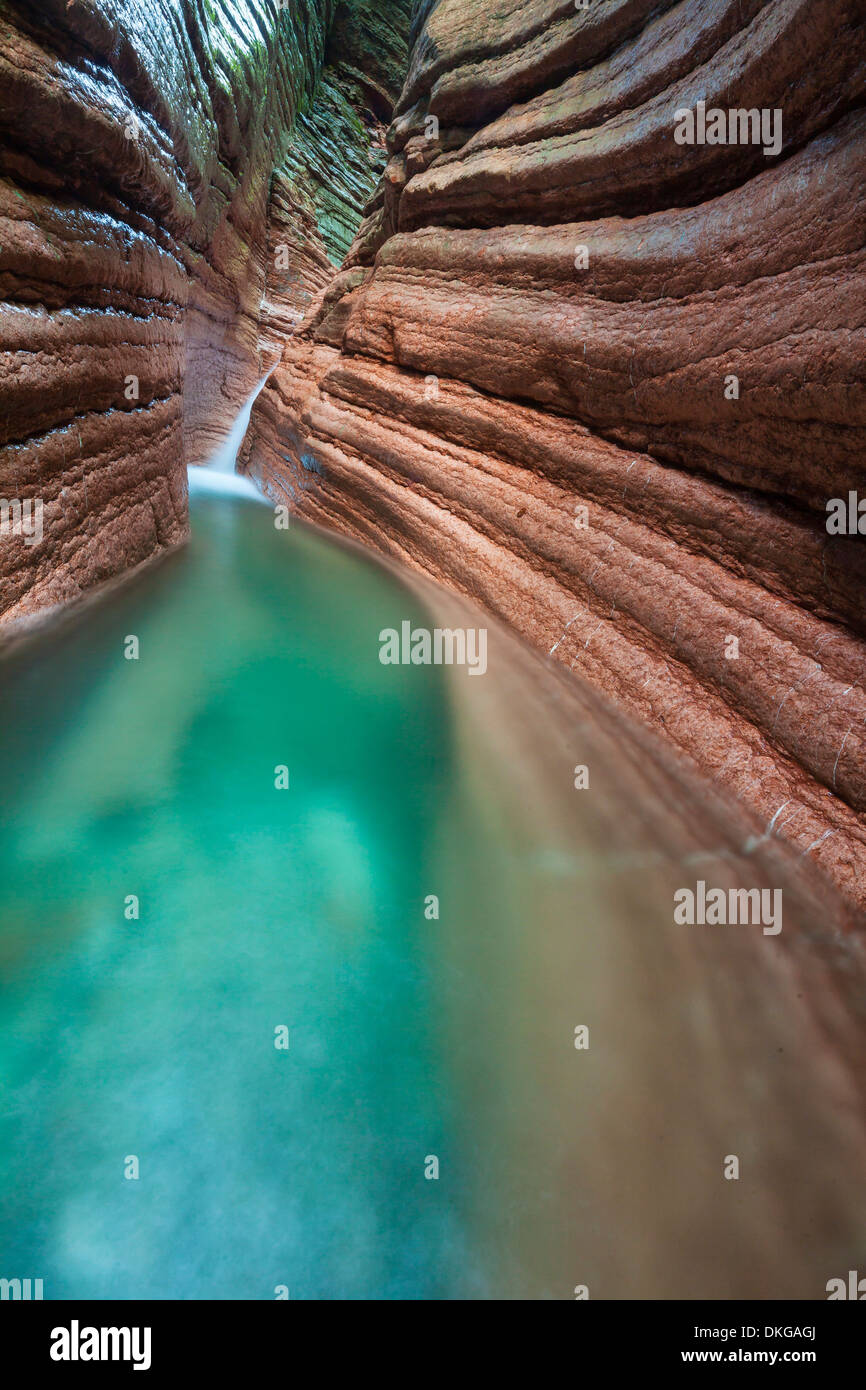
[
  {"x1": 3, "y1": 452, "x2": 866, "y2": 1299},
  {"x1": 0, "y1": 0, "x2": 864, "y2": 1312}
]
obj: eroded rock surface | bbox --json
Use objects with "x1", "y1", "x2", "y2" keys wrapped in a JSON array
[
  {"x1": 259, "y1": 0, "x2": 411, "y2": 349},
  {"x1": 241, "y1": 0, "x2": 866, "y2": 907},
  {"x1": 0, "y1": 0, "x2": 342, "y2": 619}
]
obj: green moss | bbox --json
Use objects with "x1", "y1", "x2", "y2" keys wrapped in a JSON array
[{"x1": 274, "y1": 0, "x2": 411, "y2": 263}]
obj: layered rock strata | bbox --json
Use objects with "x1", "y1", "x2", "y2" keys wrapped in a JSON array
[
  {"x1": 0, "y1": 0, "x2": 338, "y2": 620},
  {"x1": 241, "y1": 0, "x2": 866, "y2": 908},
  {"x1": 259, "y1": 0, "x2": 411, "y2": 349}
]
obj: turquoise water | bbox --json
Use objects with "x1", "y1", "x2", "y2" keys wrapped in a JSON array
[
  {"x1": 0, "y1": 483, "x2": 545, "y2": 1300},
  {"x1": 3, "y1": 478, "x2": 866, "y2": 1300}
]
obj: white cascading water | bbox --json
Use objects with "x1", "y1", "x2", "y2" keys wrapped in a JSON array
[{"x1": 187, "y1": 370, "x2": 274, "y2": 502}]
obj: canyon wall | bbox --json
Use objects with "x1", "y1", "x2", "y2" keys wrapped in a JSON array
[
  {"x1": 241, "y1": 0, "x2": 866, "y2": 909},
  {"x1": 0, "y1": 0, "x2": 344, "y2": 621},
  {"x1": 260, "y1": 0, "x2": 412, "y2": 348}
]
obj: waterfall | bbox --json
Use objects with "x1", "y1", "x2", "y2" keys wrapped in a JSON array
[
  {"x1": 208, "y1": 372, "x2": 273, "y2": 475},
  {"x1": 187, "y1": 371, "x2": 274, "y2": 502}
]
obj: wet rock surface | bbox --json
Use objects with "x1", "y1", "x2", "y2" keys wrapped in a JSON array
[
  {"x1": 241, "y1": 0, "x2": 866, "y2": 908},
  {"x1": 1, "y1": 0, "x2": 863, "y2": 911},
  {"x1": 259, "y1": 0, "x2": 411, "y2": 349},
  {"x1": 0, "y1": 0, "x2": 340, "y2": 617}
]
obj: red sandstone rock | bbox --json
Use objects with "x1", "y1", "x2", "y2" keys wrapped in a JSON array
[
  {"x1": 241, "y1": 0, "x2": 866, "y2": 908},
  {"x1": 0, "y1": 0, "x2": 338, "y2": 619},
  {"x1": 0, "y1": 1, "x2": 411, "y2": 620}
]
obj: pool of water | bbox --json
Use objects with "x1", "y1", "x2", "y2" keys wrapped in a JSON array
[
  {"x1": 0, "y1": 477, "x2": 509, "y2": 1298},
  {"x1": 2, "y1": 473, "x2": 865, "y2": 1300}
]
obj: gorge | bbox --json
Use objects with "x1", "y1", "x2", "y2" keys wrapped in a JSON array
[{"x1": 1, "y1": 0, "x2": 865, "y2": 1302}]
